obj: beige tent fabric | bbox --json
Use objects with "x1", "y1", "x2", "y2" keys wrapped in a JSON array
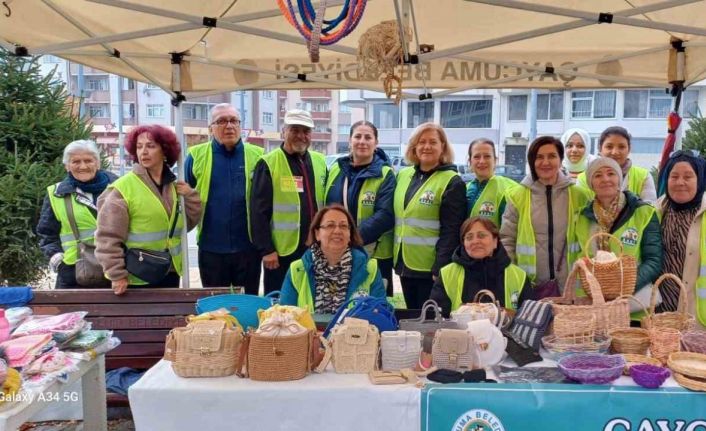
[{"x1": 2, "y1": 0, "x2": 706, "y2": 95}]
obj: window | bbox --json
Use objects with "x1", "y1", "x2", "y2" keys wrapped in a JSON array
[
  {"x1": 42, "y1": 55, "x2": 60, "y2": 64},
  {"x1": 440, "y1": 99, "x2": 492, "y2": 128},
  {"x1": 122, "y1": 103, "x2": 135, "y2": 119},
  {"x1": 262, "y1": 112, "x2": 273, "y2": 125},
  {"x1": 86, "y1": 78, "x2": 107, "y2": 91},
  {"x1": 122, "y1": 78, "x2": 135, "y2": 90},
  {"x1": 537, "y1": 92, "x2": 564, "y2": 120},
  {"x1": 263, "y1": 91, "x2": 274, "y2": 99},
  {"x1": 508, "y1": 95, "x2": 527, "y2": 121},
  {"x1": 684, "y1": 90, "x2": 700, "y2": 118},
  {"x1": 147, "y1": 104, "x2": 164, "y2": 118},
  {"x1": 631, "y1": 138, "x2": 664, "y2": 154},
  {"x1": 571, "y1": 90, "x2": 616, "y2": 119},
  {"x1": 407, "y1": 101, "x2": 434, "y2": 128},
  {"x1": 372, "y1": 104, "x2": 400, "y2": 128},
  {"x1": 624, "y1": 89, "x2": 672, "y2": 119},
  {"x1": 339, "y1": 105, "x2": 352, "y2": 113},
  {"x1": 312, "y1": 102, "x2": 329, "y2": 112},
  {"x1": 87, "y1": 104, "x2": 109, "y2": 118},
  {"x1": 338, "y1": 125, "x2": 351, "y2": 134},
  {"x1": 182, "y1": 103, "x2": 212, "y2": 121}
]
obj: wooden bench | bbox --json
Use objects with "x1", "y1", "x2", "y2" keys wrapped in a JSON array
[{"x1": 29, "y1": 288, "x2": 226, "y2": 406}]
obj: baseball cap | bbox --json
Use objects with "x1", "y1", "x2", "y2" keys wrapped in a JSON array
[{"x1": 284, "y1": 109, "x2": 314, "y2": 128}]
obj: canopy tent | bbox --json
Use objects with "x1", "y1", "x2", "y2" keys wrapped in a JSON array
[{"x1": 3, "y1": 0, "x2": 704, "y2": 288}]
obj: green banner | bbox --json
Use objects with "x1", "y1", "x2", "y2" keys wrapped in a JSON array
[{"x1": 422, "y1": 383, "x2": 706, "y2": 431}]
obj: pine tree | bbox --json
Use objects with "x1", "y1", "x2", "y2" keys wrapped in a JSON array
[
  {"x1": 0, "y1": 49, "x2": 91, "y2": 284},
  {"x1": 682, "y1": 115, "x2": 706, "y2": 155}
]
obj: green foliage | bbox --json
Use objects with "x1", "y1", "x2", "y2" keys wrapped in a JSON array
[
  {"x1": 0, "y1": 49, "x2": 91, "y2": 284},
  {"x1": 682, "y1": 114, "x2": 706, "y2": 155}
]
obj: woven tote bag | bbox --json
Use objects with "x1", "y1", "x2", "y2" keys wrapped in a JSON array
[{"x1": 380, "y1": 330, "x2": 422, "y2": 371}]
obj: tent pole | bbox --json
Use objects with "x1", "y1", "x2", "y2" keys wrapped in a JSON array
[{"x1": 171, "y1": 53, "x2": 190, "y2": 289}]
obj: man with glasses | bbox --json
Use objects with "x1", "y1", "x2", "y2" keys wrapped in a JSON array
[
  {"x1": 185, "y1": 103, "x2": 264, "y2": 293},
  {"x1": 251, "y1": 109, "x2": 328, "y2": 294}
]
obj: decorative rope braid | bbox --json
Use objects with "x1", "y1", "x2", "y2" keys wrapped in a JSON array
[{"x1": 358, "y1": 20, "x2": 411, "y2": 104}]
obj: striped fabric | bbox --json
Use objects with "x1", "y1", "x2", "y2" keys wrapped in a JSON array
[
  {"x1": 659, "y1": 206, "x2": 697, "y2": 312},
  {"x1": 509, "y1": 300, "x2": 553, "y2": 350}
]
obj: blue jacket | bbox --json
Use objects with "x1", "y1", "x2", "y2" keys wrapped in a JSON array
[
  {"x1": 280, "y1": 247, "x2": 386, "y2": 306},
  {"x1": 324, "y1": 149, "x2": 395, "y2": 245}
]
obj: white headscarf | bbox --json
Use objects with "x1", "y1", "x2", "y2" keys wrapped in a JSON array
[{"x1": 560, "y1": 128, "x2": 593, "y2": 174}]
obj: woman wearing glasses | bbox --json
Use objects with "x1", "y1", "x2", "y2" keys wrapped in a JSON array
[
  {"x1": 280, "y1": 204, "x2": 385, "y2": 313},
  {"x1": 656, "y1": 150, "x2": 706, "y2": 328},
  {"x1": 431, "y1": 217, "x2": 532, "y2": 316}
]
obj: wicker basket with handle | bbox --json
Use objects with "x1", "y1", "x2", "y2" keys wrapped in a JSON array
[
  {"x1": 641, "y1": 273, "x2": 695, "y2": 331},
  {"x1": 579, "y1": 232, "x2": 637, "y2": 301},
  {"x1": 609, "y1": 295, "x2": 651, "y2": 354},
  {"x1": 241, "y1": 329, "x2": 316, "y2": 381}
]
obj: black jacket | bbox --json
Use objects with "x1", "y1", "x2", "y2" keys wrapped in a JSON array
[
  {"x1": 250, "y1": 146, "x2": 326, "y2": 257},
  {"x1": 394, "y1": 163, "x2": 467, "y2": 278},
  {"x1": 430, "y1": 244, "x2": 534, "y2": 317}
]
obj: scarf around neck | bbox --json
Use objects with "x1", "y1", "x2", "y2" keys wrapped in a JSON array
[
  {"x1": 311, "y1": 242, "x2": 353, "y2": 314},
  {"x1": 67, "y1": 170, "x2": 111, "y2": 195},
  {"x1": 592, "y1": 192, "x2": 626, "y2": 250}
]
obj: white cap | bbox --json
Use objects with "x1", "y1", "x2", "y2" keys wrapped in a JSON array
[{"x1": 284, "y1": 109, "x2": 314, "y2": 128}]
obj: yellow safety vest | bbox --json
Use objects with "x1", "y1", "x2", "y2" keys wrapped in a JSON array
[
  {"x1": 467, "y1": 175, "x2": 517, "y2": 227},
  {"x1": 262, "y1": 148, "x2": 327, "y2": 257},
  {"x1": 393, "y1": 167, "x2": 458, "y2": 272},
  {"x1": 324, "y1": 163, "x2": 394, "y2": 259},
  {"x1": 46, "y1": 184, "x2": 97, "y2": 265},
  {"x1": 108, "y1": 172, "x2": 184, "y2": 285},
  {"x1": 439, "y1": 262, "x2": 527, "y2": 311},
  {"x1": 695, "y1": 214, "x2": 706, "y2": 327}
]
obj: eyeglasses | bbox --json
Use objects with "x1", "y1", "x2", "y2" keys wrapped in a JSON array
[
  {"x1": 670, "y1": 149, "x2": 700, "y2": 158},
  {"x1": 212, "y1": 118, "x2": 241, "y2": 126},
  {"x1": 318, "y1": 223, "x2": 350, "y2": 232},
  {"x1": 463, "y1": 231, "x2": 492, "y2": 241}
]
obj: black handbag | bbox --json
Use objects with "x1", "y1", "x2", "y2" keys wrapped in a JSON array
[
  {"x1": 508, "y1": 300, "x2": 553, "y2": 351},
  {"x1": 124, "y1": 202, "x2": 180, "y2": 285}
]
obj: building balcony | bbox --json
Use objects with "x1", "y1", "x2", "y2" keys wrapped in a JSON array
[
  {"x1": 278, "y1": 90, "x2": 288, "y2": 99},
  {"x1": 121, "y1": 90, "x2": 136, "y2": 102},
  {"x1": 85, "y1": 90, "x2": 110, "y2": 102},
  {"x1": 301, "y1": 89, "x2": 331, "y2": 99},
  {"x1": 311, "y1": 111, "x2": 331, "y2": 120},
  {"x1": 69, "y1": 64, "x2": 109, "y2": 75},
  {"x1": 312, "y1": 132, "x2": 331, "y2": 140}
]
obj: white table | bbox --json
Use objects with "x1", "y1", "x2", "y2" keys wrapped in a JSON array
[
  {"x1": 129, "y1": 360, "x2": 421, "y2": 431},
  {"x1": 0, "y1": 355, "x2": 107, "y2": 431}
]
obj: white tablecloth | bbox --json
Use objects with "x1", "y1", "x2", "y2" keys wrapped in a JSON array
[{"x1": 129, "y1": 360, "x2": 421, "y2": 431}]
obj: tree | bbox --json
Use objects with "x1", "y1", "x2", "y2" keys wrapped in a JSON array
[
  {"x1": 682, "y1": 114, "x2": 706, "y2": 155},
  {"x1": 0, "y1": 49, "x2": 91, "y2": 284}
]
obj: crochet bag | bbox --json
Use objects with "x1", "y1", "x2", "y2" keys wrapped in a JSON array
[
  {"x1": 450, "y1": 290, "x2": 510, "y2": 328},
  {"x1": 323, "y1": 294, "x2": 397, "y2": 338},
  {"x1": 508, "y1": 299, "x2": 554, "y2": 351},
  {"x1": 240, "y1": 330, "x2": 316, "y2": 381},
  {"x1": 169, "y1": 320, "x2": 243, "y2": 378},
  {"x1": 399, "y1": 299, "x2": 461, "y2": 352},
  {"x1": 327, "y1": 318, "x2": 380, "y2": 374},
  {"x1": 380, "y1": 330, "x2": 422, "y2": 371},
  {"x1": 431, "y1": 328, "x2": 480, "y2": 371}
]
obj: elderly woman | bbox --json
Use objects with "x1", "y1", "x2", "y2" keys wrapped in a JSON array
[
  {"x1": 431, "y1": 217, "x2": 533, "y2": 317},
  {"x1": 325, "y1": 121, "x2": 396, "y2": 296},
  {"x1": 95, "y1": 125, "x2": 201, "y2": 294},
  {"x1": 466, "y1": 138, "x2": 517, "y2": 227},
  {"x1": 394, "y1": 122, "x2": 467, "y2": 309},
  {"x1": 656, "y1": 151, "x2": 706, "y2": 328},
  {"x1": 560, "y1": 128, "x2": 594, "y2": 179},
  {"x1": 37, "y1": 140, "x2": 117, "y2": 288},
  {"x1": 280, "y1": 204, "x2": 385, "y2": 313},
  {"x1": 501, "y1": 136, "x2": 591, "y2": 291},
  {"x1": 575, "y1": 157, "x2": 662, "y2": 311},
  {"x1": 577, "y1": 126, "x2": 656, "y2": 203}
]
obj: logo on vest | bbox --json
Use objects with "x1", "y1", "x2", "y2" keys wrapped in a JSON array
[
  {"x1": 361, "y1": 191, "x2": 376, "y2": 206},
  {"x1": 419, "y1": 190, "x2": 436, "y2": 205},
  {"x1": 620, "y1": 228, "x2": 639, "y2": 247},
  {"x1": 452, "y1": 409, "x2": 505, "y2": 431},
  {"x1": 478, "y1": 201, "x2": 496, "y2": 217}
]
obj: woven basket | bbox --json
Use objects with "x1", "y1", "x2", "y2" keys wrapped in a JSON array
[
  {"x1": 667, "y1": 351, "x2": 706, "y2": 379},
  {"x1": 609, "y1": 327, "x2": 651, "y2": 355},
  {"x1": 673, "y1": 372, "x2": 706, "y2": 391},
  {"x1": 541, "y1": 334, "x2": 612, "y2": 361},
  {"x1": 171, "y1": 320, "x2": 243, "y2": 378},
  {"x1": 621, "y1": 353, "x2": 662, "y2": 375},
  {"x1": 681, "y1": 330, "x2": 706, "y2": 354},
  {"x1": 641, "y1": 273, "x2": 696, "y2": 331},
  {"x1": 579, "y1": 232, "x2": 637, "y2": 301},
  {"x1": 649, "y1": 327, "x2": 681, "y2": 365},
  {"x1": 558, "y1": 353, "x2": 625, "y2": 384},
  {"x1": 630, "y1": 364, "x2": 670, "y2": 389},
  {"x1": 545, "y1": 260, "x2": 630, "y2": 336},
  {"x1": 553, "y1": 311, "x2": 596, "y2": 344},
  {"x1": 245, "y1": 330, "x2": 314, "y2": 381}
]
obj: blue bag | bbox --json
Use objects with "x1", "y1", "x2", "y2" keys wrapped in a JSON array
[
  {"x1": 0, "y1": 287, "x2": 33, "y2": 308},
  {"x1": 195, "y1": 290, "x2": 280, "y2": 330},
  {"x1": 323, "y1": 294, "x2": 398, "y2": 338}
]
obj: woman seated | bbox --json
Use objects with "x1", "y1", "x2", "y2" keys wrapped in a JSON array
[
  {"x1": 280, "y1": 204, "x2": 386, "y2": 313},
  {"x1": 431, "y1": 217, "x2": 533, "y2": 317},
  {"x1": 575, "y1": 157, "x2": 662, "y2": 315}
]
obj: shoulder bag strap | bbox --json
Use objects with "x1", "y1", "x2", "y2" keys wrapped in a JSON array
[
  {"x1": 556, "y1": 236, "x2": 568, "y2": 273},
  {"x1": 167, "y1": 192, "x2": 181, "y2": 240},
  {"x1": 63, "y1": 195, "x2": 82, "y2": 243}
]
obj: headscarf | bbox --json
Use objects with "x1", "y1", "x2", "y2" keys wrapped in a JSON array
[
  {"x1": 560, "y1": 128, "x2": 593, "y2": 174},
  {"x1": 661, "y1": 152, "x2": 706, "y2": 211},
  {"x1": 586, "y1": 157, "x2": 626, "y2": 250}
]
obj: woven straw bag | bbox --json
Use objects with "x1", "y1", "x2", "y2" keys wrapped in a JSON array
[
  {"x1": 579, "y1": 233, "x2": 637, "y2": 301},
  {"x1": 431, "y1": 329, "x2": 480, "y2": 371},
  {"x1": 170, "y1": 320, "x2": 243, "y2": 378},
  {"x1": 450, "y1": 290, "x2": 509, "y2": 328},
  {"x1": 641, "y1": 273, "x2": 696, "y2": 331},
  {"x1": 380, "y1": 330, "x2": 422, "y2": 371},
  {"x1": 545, "y1": 260, "x2": 630, "y2": 336},
  {"x1": 241, "y1": 329, "x2": 316, "y2": 381},
  {"x1": 328, "y1": 318, "x2": 380, "y2": 374}
]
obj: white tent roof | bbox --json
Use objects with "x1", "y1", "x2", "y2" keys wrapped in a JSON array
[{"x1": 3, "y1": 0, "x2": 706, "y2": 99}]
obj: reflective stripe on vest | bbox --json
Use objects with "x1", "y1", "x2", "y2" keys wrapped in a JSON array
[
  {"x1": 439, "y1": 262, "x2": 527, "y2": 311},
  {"x1": 325, "y1": 163, "x2": 394, "y2": 259},
  {"x1": 468, "y1": 175, "x2": 517, "y2": 227},
  {"x1": 47, "y1": 184, "x2": 97, "y2": 265},
  {"x1": 263, "y1": 148, "x2": 327, "y2": 256},
  {"x1": 393, "y1": 167, "x2": 457, "y2": 272},
  {"x1": 108, "y1": 172, "x2": 184, "y2": 285},
  {"x1": 290, "y1": 258, "x2": 378, "y2": 313},
  {"x1": 506, "y1": 184, "x2": 589, "y2": 282},
  {"x1": 189, "y1": 140, "x2": 263, "y2": 242}
]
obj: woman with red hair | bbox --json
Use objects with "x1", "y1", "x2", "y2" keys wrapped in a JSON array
[{"x1": 95, "y1": 125, "x2": 201, "y2": 294}]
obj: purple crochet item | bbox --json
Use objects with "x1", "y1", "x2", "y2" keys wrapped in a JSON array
[
  {"x1": 558, "y1": 353, "x2": 625, "y2": 384},
  {"x1": 630, "y1": 364, "x2": 671, "y2": 389}
]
